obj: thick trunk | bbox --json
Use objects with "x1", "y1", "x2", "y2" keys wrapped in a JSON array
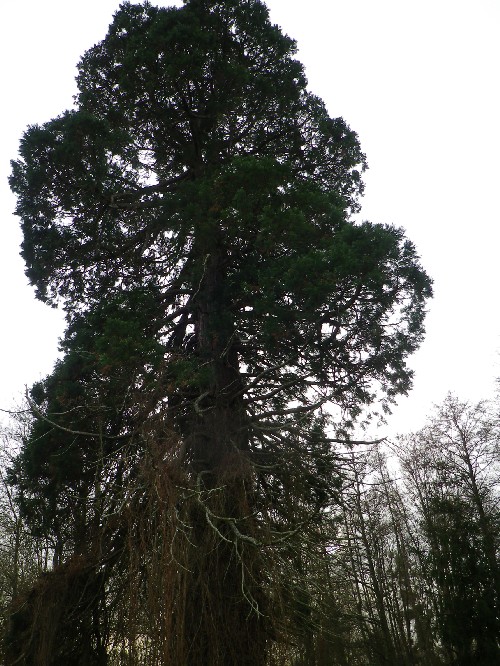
[
  {"x1": 188, "y1": 249, "x2": 247, "y2": 467},
  {"x1": 180, "y1": 247, "x2": 268, "y2": 665},
  {"x1": 183, "y1": 514, "x2": 266, "y2": 666}
]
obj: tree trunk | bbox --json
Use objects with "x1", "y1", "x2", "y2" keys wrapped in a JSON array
[{"x1": 180, "y1": 247, "x2": 268, "y2": 665}]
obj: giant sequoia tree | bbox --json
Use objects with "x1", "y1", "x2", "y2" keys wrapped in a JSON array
[{"x1": 7, "y1": 1, "x2": 431, "y2": 664}]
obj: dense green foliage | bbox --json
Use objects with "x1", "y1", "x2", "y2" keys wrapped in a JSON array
[{"x1": 5, "y1": 1, "x2": 433, "y2": 664}]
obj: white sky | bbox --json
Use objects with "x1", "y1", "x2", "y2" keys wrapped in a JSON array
[{"x1": 1, "y1": 0, "x2": 499, "y2": 435}]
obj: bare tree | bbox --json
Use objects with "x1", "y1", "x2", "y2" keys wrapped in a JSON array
[{"x1": 397, "y1": 395, "x2": 500, "y2": 665}]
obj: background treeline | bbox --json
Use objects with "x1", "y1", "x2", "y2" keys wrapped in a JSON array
[
  {"x1": 297, "y1": 394, "x2": 500, "y2": 666},
  {"x1": 1, "y1": 392, "x2": 498, "y2": 665}
]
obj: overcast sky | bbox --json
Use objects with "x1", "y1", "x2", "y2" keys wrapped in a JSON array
[{"x1": 1, "y1": 0, "x2": 499, "y2": 434}]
